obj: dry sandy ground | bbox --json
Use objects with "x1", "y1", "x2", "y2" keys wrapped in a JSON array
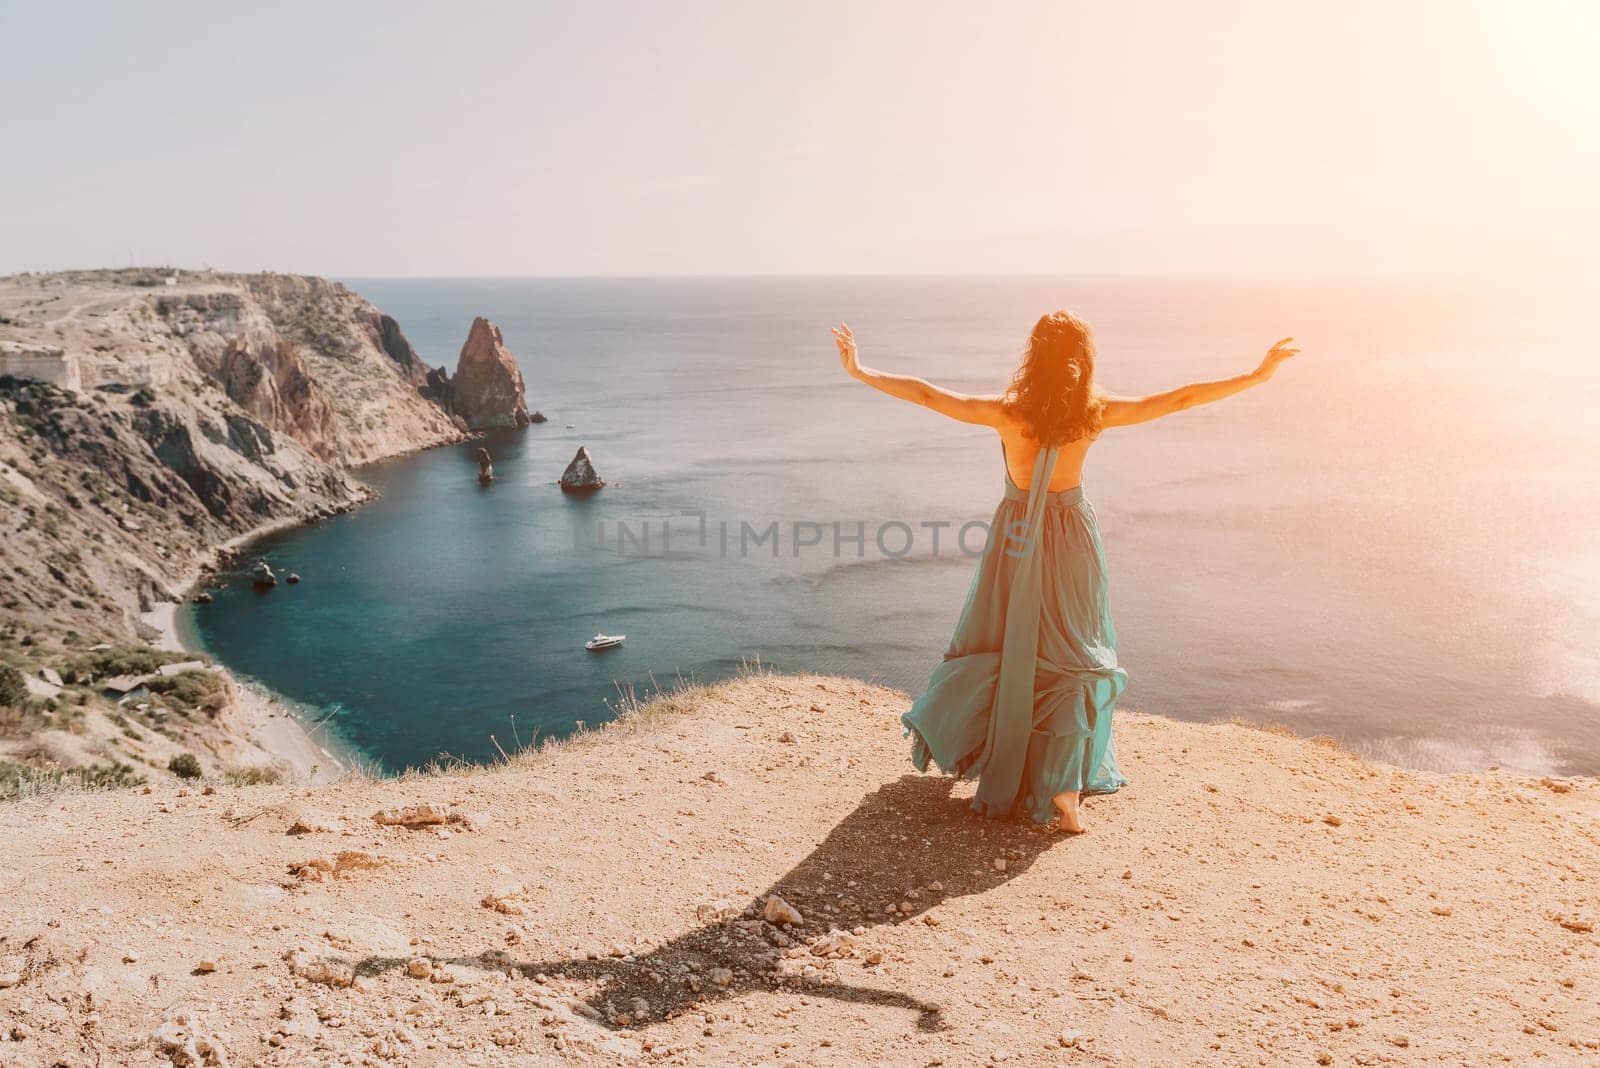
[{"x1": 2, "y1": 674, "x2": 1597, "y2": 1067}]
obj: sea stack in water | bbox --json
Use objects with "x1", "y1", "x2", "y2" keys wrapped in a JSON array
[
  {"x1": 559, "y1": 446, "x2": 605, "y2": 494},
  {"x1": 451, "y1": 317, "x2": 531, "y2": 429},
  {"x1": 475, "y1": 447, "x2": 494, "y2": 485}
]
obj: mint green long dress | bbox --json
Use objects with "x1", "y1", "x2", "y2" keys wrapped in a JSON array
[{"x1": 902, "y1": 443, "x2": 1127, "y2": 823}]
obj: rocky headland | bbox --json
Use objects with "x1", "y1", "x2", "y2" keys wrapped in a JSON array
[{"x1": 0, "y1": 269, "x2": 537, "y2": 793}]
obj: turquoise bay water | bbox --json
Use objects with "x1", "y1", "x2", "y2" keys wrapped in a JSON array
[{"x1": 186, "y1": 277, "x2": 1600, "y2": 776}]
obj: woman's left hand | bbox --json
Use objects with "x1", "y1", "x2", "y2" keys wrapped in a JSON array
[
  {"x1": 832, "y1": 323, "x2": 861, "y2": 378},
  {"x1": 1254, "y1": 337, "x2": 1301, "y2": 379}
]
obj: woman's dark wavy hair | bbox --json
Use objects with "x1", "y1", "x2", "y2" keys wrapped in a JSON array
[{"x1": 1003, "y1": 310, "x2": 1105, "y2": 445}]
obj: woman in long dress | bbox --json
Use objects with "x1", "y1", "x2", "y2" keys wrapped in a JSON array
[{"x1": 833, "y1": 312, "x2": 1300, "y2": 833}]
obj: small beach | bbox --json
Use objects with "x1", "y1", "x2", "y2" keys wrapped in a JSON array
[{"x1": 140, "y1": 522, "x2": 348, "y2": 785}]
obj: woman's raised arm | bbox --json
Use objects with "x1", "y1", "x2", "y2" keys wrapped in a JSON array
[
  {"x1": 832, "y1": 323, "x2": 1004, "y2": 427},
  {"x1": 1101, "y1": 337, "x2": 1301, "y2": 429}
]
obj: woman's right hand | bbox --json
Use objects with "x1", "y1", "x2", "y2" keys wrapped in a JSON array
[
  {"x1": 832, "y1": 323, "x2": 862, "y2": 379},
  {"x1": 1254, "y1": 337, "x2": 1301, "y2": 379}
]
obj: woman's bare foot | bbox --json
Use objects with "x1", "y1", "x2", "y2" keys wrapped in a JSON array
[{"x1": 1052, "y1": 791, "x2": 1085, "y2": 834}]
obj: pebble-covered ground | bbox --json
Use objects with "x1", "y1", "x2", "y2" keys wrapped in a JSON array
[{"x1": 2, "y1": 673, "x2": 1597, "y2": 1066}]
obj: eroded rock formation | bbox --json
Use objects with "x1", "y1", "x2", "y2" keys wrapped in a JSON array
[
  {"x1": 150, "y1": 277, "x2": 468, "y2": 464},
  {"x1": 559, "y1": 446, "x2": 605, "y2": 493},
  {"x1": 450, "y1": 317, "x2": 530, "y2": 430},
  {"x1": 217, "y1": 334, "x2": 342, "y2": 460},
  {"x1": 372, "y1": 312, "x2": 433, "y2": 389}
]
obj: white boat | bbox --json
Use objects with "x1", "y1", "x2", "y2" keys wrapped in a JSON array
[{"x1": 585, "y1": 633, "x2": 626, "y2": 651}]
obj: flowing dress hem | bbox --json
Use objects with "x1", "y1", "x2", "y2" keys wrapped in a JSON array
[{"x1": 904, "y1": 717, "x2": 1126, "y2": 824}]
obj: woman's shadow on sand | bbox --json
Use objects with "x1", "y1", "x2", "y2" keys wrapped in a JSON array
[{"x1": 358, "y1": 774, "x2": 1066, "y2": 1031}]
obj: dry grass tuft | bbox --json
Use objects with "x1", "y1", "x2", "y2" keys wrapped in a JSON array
[{"x1": 220, "y1": 766, "x2": 285, "y2": 787}]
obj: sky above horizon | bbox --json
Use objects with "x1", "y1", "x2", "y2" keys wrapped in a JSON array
[{"x1": 2, "y1": 0, "x2": 1597, "y2": 278}]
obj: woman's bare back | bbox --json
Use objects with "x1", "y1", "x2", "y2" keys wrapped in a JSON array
[{"x1": 997, "y1": 418, "x2": 1093, "y2": 491}]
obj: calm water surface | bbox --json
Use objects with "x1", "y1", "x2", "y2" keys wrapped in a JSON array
[{"x1": 186, "y1": 276, "x2": 1600, "y2": 775}]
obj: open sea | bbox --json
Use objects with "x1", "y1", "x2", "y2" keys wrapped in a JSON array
[{"x1": 183, "y1": 276, "x2": 1600, "y2": 776}]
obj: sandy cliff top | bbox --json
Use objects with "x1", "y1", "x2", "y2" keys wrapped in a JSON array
[{"x1": 3, "y1": 673, "x2": 1597, "y2": 1066}]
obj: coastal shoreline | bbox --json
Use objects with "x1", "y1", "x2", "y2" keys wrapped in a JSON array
[
  {"x1": 135, "y1": 433, "x2": 490, "y2": 785},
  {"x1": 2, "y1": 267, "x2": 497, "y2": 787},
  {"x1": 139, "y1": 516, "x2": 354, "y2": 786}
]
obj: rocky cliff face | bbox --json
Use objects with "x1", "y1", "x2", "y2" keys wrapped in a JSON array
[
  {"x1": 153, "y1": 276, "x2": 469, "y2": 464},
  {"x1": 449, "y1": 317, "x2": 531, "y2": 429},
  {"x1": 0, "y1": 268, "x2": 477, "y2": 784},
  {"x1": 373, "y1": 311, "x2": 434, "y2": 390},
  {"x1": 216, "y1": 333, "x2": 342, "y2": 459},
  {"x1": 0, "y1": 269, "x2": 468, "y2": 645}
]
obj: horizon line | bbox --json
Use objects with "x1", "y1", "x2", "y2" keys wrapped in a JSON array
[{"x1": 6, "y1": 266, "x2": 1593, "y2": 287}]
